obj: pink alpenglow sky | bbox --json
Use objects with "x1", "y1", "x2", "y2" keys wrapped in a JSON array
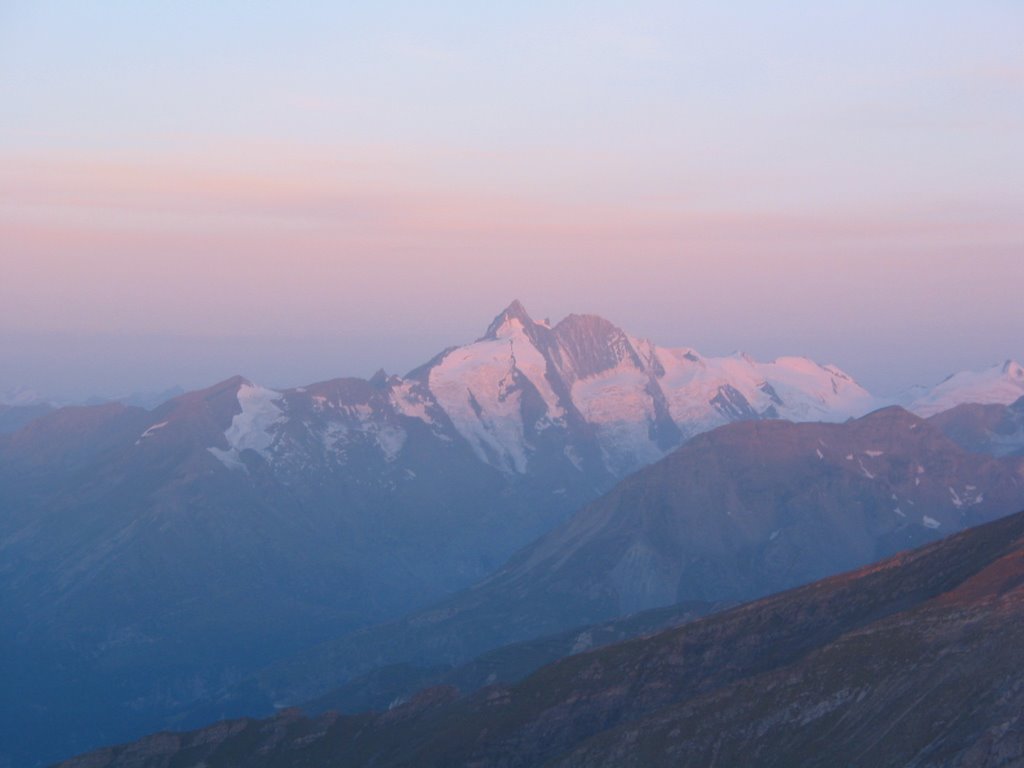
[{"x1": 1, "y1": 1, "x2": 1022, "y2": 400}]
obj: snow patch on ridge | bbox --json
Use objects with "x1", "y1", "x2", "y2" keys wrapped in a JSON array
[
  {"x1": 209, "y1": 383, "x2": 285, "y2": 471},
  {"x1": 136, "y1": 421, "x2": 169, "y2": 444},
  {"x1": 390, "y1": 380, "x2": 435, "y2": 424}
]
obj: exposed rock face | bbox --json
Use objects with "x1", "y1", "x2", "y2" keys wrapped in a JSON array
[
  {"x1": 58, "y1": 509, "x2": 1024, "y2": 768},
  {"x1": 249, "y1": 406, "x2": 1024, "y2": 709}
]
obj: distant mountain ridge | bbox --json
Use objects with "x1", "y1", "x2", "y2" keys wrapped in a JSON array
[{"x1": 6, "y1": 305, "x2": 1023, "y2": 461}]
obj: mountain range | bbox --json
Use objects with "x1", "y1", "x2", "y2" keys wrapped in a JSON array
[
  {"x1": 3, "y1": 302, "x2": 1024, "y2": 766},
  {"x1": 197, "y1": 299, "x2": 880, "y2": 483}
]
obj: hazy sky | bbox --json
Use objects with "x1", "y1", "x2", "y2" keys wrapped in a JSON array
[{"x1": 2, "y1": 1, "x2": 1022, "y2": 400}]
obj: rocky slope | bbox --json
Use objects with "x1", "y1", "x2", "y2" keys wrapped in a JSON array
[
  {"x1": 58, "y1": 508, "x2": 1024, "y2": 768},
  {"x1": 196, "y1": 300, "x2": 876, "y2": 483}
]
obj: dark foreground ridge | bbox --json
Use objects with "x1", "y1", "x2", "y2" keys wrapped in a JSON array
[{"x1": 58, "y1": 508, "x2": 1024, "y2": 768}]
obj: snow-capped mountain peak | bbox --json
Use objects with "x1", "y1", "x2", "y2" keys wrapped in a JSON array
[
  {"x1": 124, "y1": 320, "x2": 1023, "y2": 486},
  {"x1": 481, "y1": 299, "x2": 537, "y2": 341},
  {"x1": 192, "y1": 303, "x2": 889, "y2": 479}
]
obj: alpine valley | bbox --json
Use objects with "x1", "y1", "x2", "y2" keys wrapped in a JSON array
[{"x1": 3, "y1": 302, "x2": 1024, "y2": 767}]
